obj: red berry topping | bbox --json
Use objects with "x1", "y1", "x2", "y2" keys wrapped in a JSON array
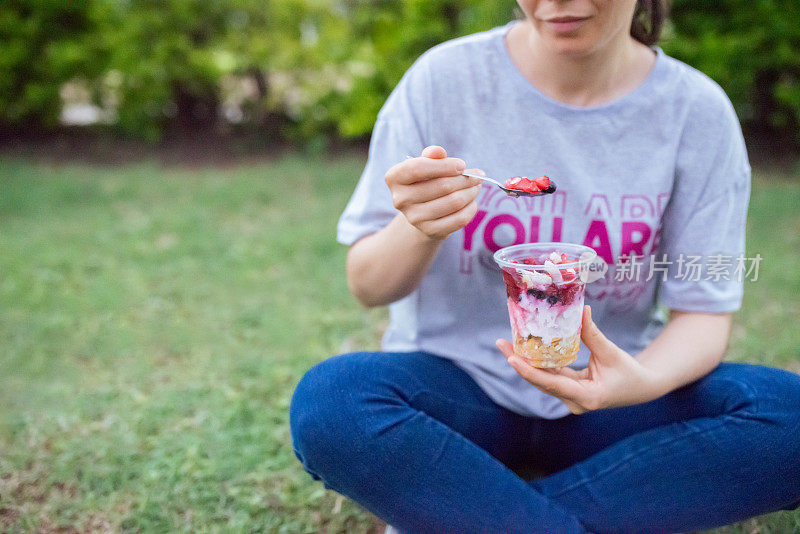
[
  {"x1": 533, "y1": 175, "x2": 551, "y2": 190},
  {"x1": 558, "y1": 282, "x2": 582, "y2": 305},
  {"x1": 502, "y1": 268, "x2": 523, "y2": 300},
  {"x1": 503, "y1": 176, "x2": 541, "y2": 193},
  {"x1": 560, "y1": 269, "x2": 576, "y2": 282}
]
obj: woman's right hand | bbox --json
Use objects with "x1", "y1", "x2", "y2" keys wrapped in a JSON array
[{"x1": 384, "y1": 145, "x2": 483, "y2": 241}]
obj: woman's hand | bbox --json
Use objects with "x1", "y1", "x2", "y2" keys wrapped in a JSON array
[
  {"x1": 385, "y1": 145, "x2": 483, "y2": 241},
  {"x1": 496, "y1": 306, "x2": 661, "y2": 414}
]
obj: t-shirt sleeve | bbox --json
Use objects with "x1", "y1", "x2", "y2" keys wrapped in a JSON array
[
  {"x1": 336, "y1": 58, "x2": 430, "y2": 246},
  {"x1": 657, "y1": 86, "x2": 752, "y2": 313}
]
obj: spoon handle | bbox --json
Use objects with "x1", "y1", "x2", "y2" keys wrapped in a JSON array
[
  {"x1": 405, "y1": 156, "x2": 507, "y2": 191},
  {"x1": 462, "y1": 171, "x2": 503, "y2": 188}
]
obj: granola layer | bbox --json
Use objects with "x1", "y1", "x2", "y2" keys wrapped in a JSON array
[{"x1": 513, "y1": 332, "x2": 580, "y2": 368}]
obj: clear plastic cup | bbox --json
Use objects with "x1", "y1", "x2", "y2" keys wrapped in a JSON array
[{"x1": 494, "y1": 243, "x2": 597, "y2": 368}]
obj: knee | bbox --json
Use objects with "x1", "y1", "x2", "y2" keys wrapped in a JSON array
[
  {"x1": 705, "y1": 364, "x2": 800, "y2": 494},
  {"x1": 711, "y1": 363, "x2": 800, "y2": 459},
  {"x1": 289, "y1": 353, "x2": 375, "y2": 477},
  {"x1": 715, "y1": 363, "x2": 800, "y2": 417},
  {"x1": 749, "y1": 365, "x2": 800, "y2": 504},
  {"x1": 290, "y1": 356, "x2": 344, "y2": 471},
  {"x1": 694, "y1": 362, "x2": 799, "y2": 414},
  {"x1": 689, "y1": 363, "x2": 764, "y2": 417},
  {"x1": 748, "y1": 365, "x2": 800, "y2": 444}
]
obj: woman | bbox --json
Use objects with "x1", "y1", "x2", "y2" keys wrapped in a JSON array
[{"x1": 290, "y1": 1, "x2": 800, "y2": 532}]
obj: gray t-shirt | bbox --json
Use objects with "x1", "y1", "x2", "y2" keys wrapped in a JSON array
[{"x1": 337, "y1": 23, "x2": 751, "y2": 419}]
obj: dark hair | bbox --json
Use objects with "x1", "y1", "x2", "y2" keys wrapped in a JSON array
[{"x1": 630, "y1": 0, "x2": 668, "y2": 46}]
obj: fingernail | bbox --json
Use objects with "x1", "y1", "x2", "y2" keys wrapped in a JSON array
[{"x1": 453, "y1": 158, "x2": 466, "y2": 172}]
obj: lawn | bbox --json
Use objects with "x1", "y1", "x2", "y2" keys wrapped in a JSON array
[{"x1": 1, "y1": 154, "x2": 798, "y2": 533}]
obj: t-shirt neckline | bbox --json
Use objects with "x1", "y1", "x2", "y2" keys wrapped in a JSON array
[{"x1": 493, "y1": 21, "x2": 667, "y2": 113}]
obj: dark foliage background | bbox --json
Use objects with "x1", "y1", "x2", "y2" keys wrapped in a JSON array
[{"x1": 1, "y1": 0, "x2": 798, "y2": 150}]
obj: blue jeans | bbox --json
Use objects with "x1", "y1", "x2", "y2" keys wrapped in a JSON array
[{"x1": 289, "y1": 352, "x2": 800, "y2": 533}]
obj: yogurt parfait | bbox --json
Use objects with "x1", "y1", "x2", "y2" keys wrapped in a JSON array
[{"x1": 494, "y1": 243, "x2": 597, "y2": 367}]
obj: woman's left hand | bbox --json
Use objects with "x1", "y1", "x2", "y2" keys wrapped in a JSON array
[{"x1": 496, "y1": 305, "x2": 661, "y2": 414}]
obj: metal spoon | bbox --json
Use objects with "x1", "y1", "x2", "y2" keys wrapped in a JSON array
[
  {"x1": 404, "y1": 156, "x2": 556, "y2": 198},
  {"x1": 461, "y1": 171, "x2": 557, "y2": 198}
]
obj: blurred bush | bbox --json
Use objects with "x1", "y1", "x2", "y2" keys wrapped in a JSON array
[
  {"x1": 0, "y1": 2, "x2": 108, "y2": 129},
  {"x1": 0, "y1": 0, "x2": 515, "y2": 143},
  {"x1": 1, "y1": 0, "x2": 798, "y2": 148},
  {"x1": 663, "y1": 0, "x2": 800, "y2": 147}
]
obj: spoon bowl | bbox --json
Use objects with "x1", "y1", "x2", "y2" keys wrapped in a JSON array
[
  {"x1": 403, "y1": 155, "x2": 556, "y2": 198},
  {"x1": 462, "y1": 171, "x2": 557, "y2": 197}
]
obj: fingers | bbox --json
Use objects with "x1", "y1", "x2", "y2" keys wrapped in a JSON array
[
  {"x1": 464, "y1": 167, "x2": 485, "y2": 177},
  {"x1": 580, "y1": 305, "x2": 611, "y2": 354},
  {"x1": 543, "y1": 365, "x2": 590, "y2": 381},
  {"x1": 392, "y1": 174, "x2": 481, "y2": 209},
  {"x1": 385, "y1": 145, "x2": 466, "y2": 187},
  {"x1": 496, "y1": 338, "x2": 514, "y2": 358},
  {"x1": 421, "y1": 145, "x2": 447, "y2": 159},
  {"x1": 386, "y1": 155, "x2": 466, "y2": 186},
  {"x1": 496, "y1": 339, "x2": 588, "y2": 403},
  {"x1": 414, "y1": 197, "x2": 479, "y2": 239},
  {"x1": 507, "y1": 356, "x2": 587, "y2": 402},
  {"x1": 581, "y1": 306, "x2": 629, "y2": 368},
  {"x1": 496, "y1": 339, "x2": 587, "y2": 380},
  {"x1": 385, "y1": 148, "x2": 483, "y2": 240},
  {"x1": 403, "y1": 184, "x2": 481, "y2": 224}
]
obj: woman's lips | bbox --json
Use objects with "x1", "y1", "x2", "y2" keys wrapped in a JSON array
[{"x1": 544, "y1": 16, "x2": 589, "y2": 33}]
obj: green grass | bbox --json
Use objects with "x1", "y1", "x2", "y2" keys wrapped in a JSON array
[{"x1": 0, "y1": 155, "x2": 798, "y2": 533}]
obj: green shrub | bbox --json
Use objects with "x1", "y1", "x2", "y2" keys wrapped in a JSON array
[
  {"x1": 288, "y1": 0, "x2": 519, "y2": 142},
  {"x1": 0, "y1": 1, "x2": 108, "y2": 128},
  {"x1": 664, "y1": 0, "x2": 800, "y2": 144},
  {"x1": 0, "y1": 0, "x2": 519, "y2": 142},
  {"x1": 1, "y1": 0, "x2": 797, "y2": 148}
]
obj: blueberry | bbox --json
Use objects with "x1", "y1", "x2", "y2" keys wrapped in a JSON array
[
  {"x1": 527, "y1": 288, "x2": 547, "y2": 300},
  {"x1": 547, "y1": 295, "x2": 560, "y2": 305}
]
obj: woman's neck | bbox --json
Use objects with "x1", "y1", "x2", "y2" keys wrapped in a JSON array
[{"x1": 506, "y1": 21, "x2": 656, "y2": 107}]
